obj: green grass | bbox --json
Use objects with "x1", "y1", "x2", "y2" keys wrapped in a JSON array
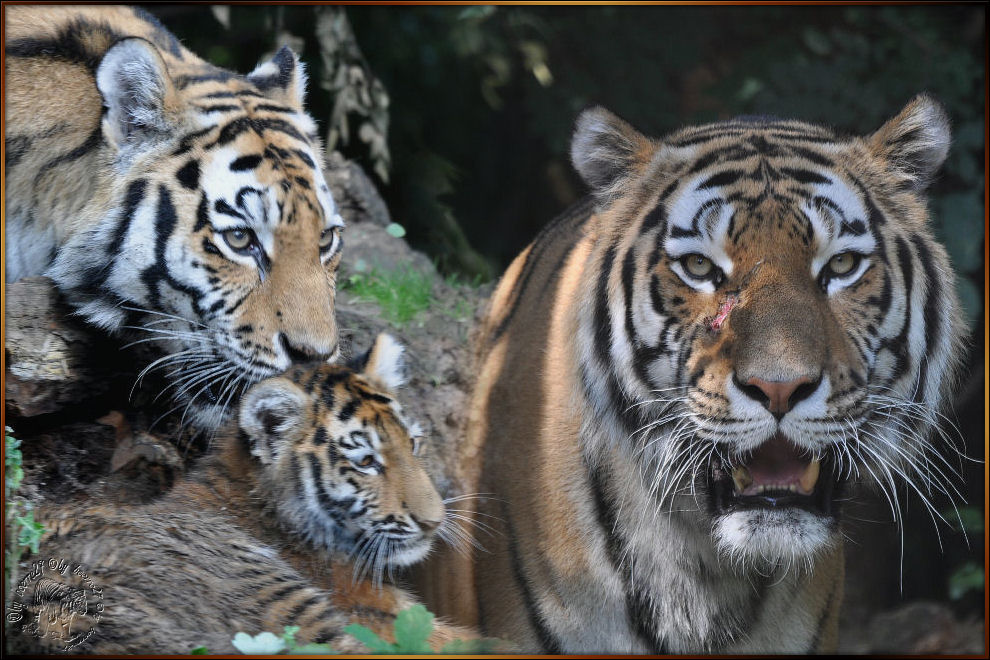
[{"x1": 342, "y1": 266, "x2": 435, "y2": 326}]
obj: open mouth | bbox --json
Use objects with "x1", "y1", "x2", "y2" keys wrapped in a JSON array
[{"x1": 709, "y1": 433, "x2": 840, "y2": 516}]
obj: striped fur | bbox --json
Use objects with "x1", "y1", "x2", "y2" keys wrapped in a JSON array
[
  {"x1": 436, "y1": 96, "x2": 965, "y2": 653},
  {"x1": 13, "y1": 335, "x2": 474, "y2": 653},
  {"x1": 5, "y1": 6, "x2": 344, "y2": 430}
]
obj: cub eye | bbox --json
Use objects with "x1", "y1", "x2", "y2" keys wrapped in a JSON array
[
  {"x1": 221, "y1": 227, "x2": 257, "y2": 253},
  {"x1": 319, "y1": 227, "x2": 340, "y2": 251},
  {"x1": 826, "y1": 251, "x2": 859, "y2": 277},
  {"x1": 356, "y1": 455, "x2": 375, "y2": 468}
]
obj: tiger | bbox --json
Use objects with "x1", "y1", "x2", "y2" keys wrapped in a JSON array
[
  {"x1": 4, "y1": 5, "x2": 343, "y2": 430},
  {"x1": 428, "y1": 95, "x2": 966, "y2": 653},
  {"x1": 8, "y1": 334, "x2": 477, "y2": 654}
]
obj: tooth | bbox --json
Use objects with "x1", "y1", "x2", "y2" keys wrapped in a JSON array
[
  {"x1": 799, "y1": 460, "x2": 821, "y2": 494},
  {"x1": 732, "y1": 466, "x2": 753, "y2": 493}
]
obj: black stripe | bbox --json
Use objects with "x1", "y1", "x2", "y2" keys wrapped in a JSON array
[
  {"x1": 176, "y1": 160, "x2": 200, "y2": 190},
  {"x1": 909, "y1": 235, "x2": 940, "y2": 406},
  {"x1": 780, "y1": 167, "x2": 831, "y2": 185},
  {"x1": 587, "y1": 458, "x2": 667, "y2": 653},
  {"x1": 5, "y1": 18, "x2": 120, "y2": 70},
  {"x1": 697, "y1": 170, "x2": 743, "y2": 189},
  {"x1": 37, "y1": 125, "x2": 102, "y2": 178},
  {"x1": 230, "y1": 154, "x2": 264, "y2": 171},
  {"x1": 108, "y1": 179, "x2": 149, "y2": 258},
  {"x1": 502, "y1": 504, "x2": 562, "y2": 653},
  {"x1": 490, "y1": 199, "x2": 592, "y2": 343}
]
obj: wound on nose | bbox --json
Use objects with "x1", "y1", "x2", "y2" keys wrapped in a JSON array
[{"x1": 707, "y1": 293, "x2": 739, "y2": 333}]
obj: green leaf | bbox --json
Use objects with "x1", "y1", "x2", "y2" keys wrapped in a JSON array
[
  {"x1": 190, "y1": 646, "x2": 209, "y2": 655},
  {"x1": 16, "y1": 511, "x2": 45, "y2": 555},
  {"x1": 231, "y1": 631, "x2": 286, "y2": 654},
  {"x1": 385, "y1": 223, "x2": 407, "y2": 239},
  {"x1": 343, "y1": 623, "x2": 397, "y2": 653},
  {"x1": 392, "y1": 604, "x2": 434, "y2": 653},
  {"x1": 281, "y1": 625, "x2": 301, "y2": 650},
  {"x1": 948, "y1": 561, "x2": 984, "y2": 600}
]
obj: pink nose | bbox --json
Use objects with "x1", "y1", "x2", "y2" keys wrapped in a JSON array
[{"x1": 745, "y1": 376, "x2": 817, "y2": 418}]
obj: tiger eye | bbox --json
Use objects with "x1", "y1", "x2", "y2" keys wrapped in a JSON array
[
  {"x1": 683, "y1": 254, "x2": 715, "y2": 279},
  {"x1": 358, "y1": 455, "x2": 374, "y2": 468},
  {"x1": 222, "y1": 228, "x2": 253, "y2": 251},
  {"x1": 828, "y1": 252, "x2": 857, "y2": 276},
  {"x1": 319, "y1": 227, "x2": 337, "y2": 249}
]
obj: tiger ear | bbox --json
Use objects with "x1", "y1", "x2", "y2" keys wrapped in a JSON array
[
  {"x1": 868, "y1": 94, "x2": 951, "y2": 191},
  {"x1": 96, "y1": 38, "x2": 181, "y2": 147},
  {"x1": 247, "y1": 45, "x2": 308, "y2": 110},
  {"x1": 348, "y1": 333, "x2": 407, "y2": 393},
  {"x1": 571, "y1": 107, "x2": 653, "y2": 202},
  {"x1": 239, "y1": 377, "x2": 308, "y2": 465}
]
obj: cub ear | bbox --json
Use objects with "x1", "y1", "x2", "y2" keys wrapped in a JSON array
[
  {"x1": 348, "y1": 333, "x2": 407, "y2": 393},
  {"x1": 96, "y1": 38, "x2": 181, "y2": 147},
  {"x1": 247, "y1": 45, "x2": 308, "y2": 110},
  {"x1": 239, "y1": 377, "x2": 308, "y2": 465},
  {"x1": 868, "y1": 93, "x2": 951, "y2": 191},
  {"x1": 571, "y1": 107, "x2": 653, "y2": 202}
]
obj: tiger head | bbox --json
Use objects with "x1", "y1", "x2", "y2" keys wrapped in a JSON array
[
  {"x1": 238, "y1": 334, "x2": 445, "y2": 578},
  {"x1": 47, "y1": 37, "x2": 342, "y2": 430},
  {"x1": 570, "y1": 96, "x2": 965, "y2": 569}
]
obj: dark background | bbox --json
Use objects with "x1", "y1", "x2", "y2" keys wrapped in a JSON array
[{"x1": 148, "y1": 3, "x2": 985, "y2": 625}]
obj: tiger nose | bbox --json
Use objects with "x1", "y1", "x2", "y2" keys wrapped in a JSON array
[
  {"x1": 278, "y1": 333, "x2": 336, "y2": 365},
  {"x1": 735, "y1": 375, "x2": 821, "y2": 420},
  {"x1": 411, "y1": 514, "x2": 441, "y2": 534}
]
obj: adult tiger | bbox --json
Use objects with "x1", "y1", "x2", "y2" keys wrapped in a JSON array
[
  {"x1": 5, "y1": 6, "x2": 343, "y2": 429},
  {"x1": 447, "y1": 96, "x2": 965, "y2": 652}
]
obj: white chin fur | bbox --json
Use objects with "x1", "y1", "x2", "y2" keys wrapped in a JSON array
[
  {"x1": 386, "y1": 538, "x2": 434, "y2": 567},
  {"x1": 713, "y1": 508, "x2": 836, "y2": 570}
]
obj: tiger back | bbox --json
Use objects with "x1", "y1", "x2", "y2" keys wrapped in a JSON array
[
  {"x1": 427, "y1": 96, "x2": 966, "y2": 653},
  {"x1": 5, "y1": 5, "x2": 344, "y2": 430}
]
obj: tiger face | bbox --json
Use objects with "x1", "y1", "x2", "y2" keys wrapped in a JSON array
[
  {"x1": 4, "y1": 8, "x2": 342, "y2": 430},
  {"x1": 239, "y1": 334, "x2": 445, "y2": 580},
  {"x1": 571, "y1": 96, "x2": 964, "y2": 568}
]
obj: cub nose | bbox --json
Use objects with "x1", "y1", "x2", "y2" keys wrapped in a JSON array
[
  {"x1": 278, "y1": 333, "x2": 335, "y2": 365},
  {"x1": 410, "y1": 514, "x2": 442, "y2": 534},
  {"x1": 734, "y1": 375, "x2": 821, "y2": 420}
]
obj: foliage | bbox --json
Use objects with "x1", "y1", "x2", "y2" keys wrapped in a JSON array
[
  {"x1": 342, "y1": 265, "x2": 435, "y2": 326},
  {"x1": 5, "y1": 426, "x2": 45, "y2": 602},
  {"x1": 219, "y1": 608, "x2": 499, "y2": 655},
  {"x1": 344, "y1": 605, "x2": 500, "y2": 654}
]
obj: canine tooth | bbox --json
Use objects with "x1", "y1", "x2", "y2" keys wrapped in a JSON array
[
  {"x1": 731, "y1": 466, "x2": 753, "y2": 493},
  {"x1": 799, "y1": 459, "x2": 821, "y2": 494}
]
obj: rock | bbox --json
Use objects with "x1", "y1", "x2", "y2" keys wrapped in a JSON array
[
  {"x1": 839, "y1": 601, "x2": 985, "y2": 654},
  {"x1": 324, "y1": 151, "x2": 392, "y2": 227},
  {"x1": 4, "y1": 278, "x2": 121, "y2": 417}
]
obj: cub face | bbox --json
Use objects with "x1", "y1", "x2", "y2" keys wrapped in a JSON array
[
  {"x1": 571, "y1": 96, "x2": 963, "y2": 567},
  {"x1": 239, "y1": 334, "x2": 445, "y2": 579},
  {"x1": 45, "y1": 37, "x2": 343, "y2": 430}
]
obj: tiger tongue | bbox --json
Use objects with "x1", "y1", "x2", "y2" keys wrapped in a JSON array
[{"x1": 733, "y1": 435, "x2": 817, "y2": 496}]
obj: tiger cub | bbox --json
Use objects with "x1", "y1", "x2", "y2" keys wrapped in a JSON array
[
  {"x1": 5, "y1": 6, "x2": 343, "y2": 430},
  {"x1": 7, "y1": 334, "x2": 474, "y2": 654}
]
